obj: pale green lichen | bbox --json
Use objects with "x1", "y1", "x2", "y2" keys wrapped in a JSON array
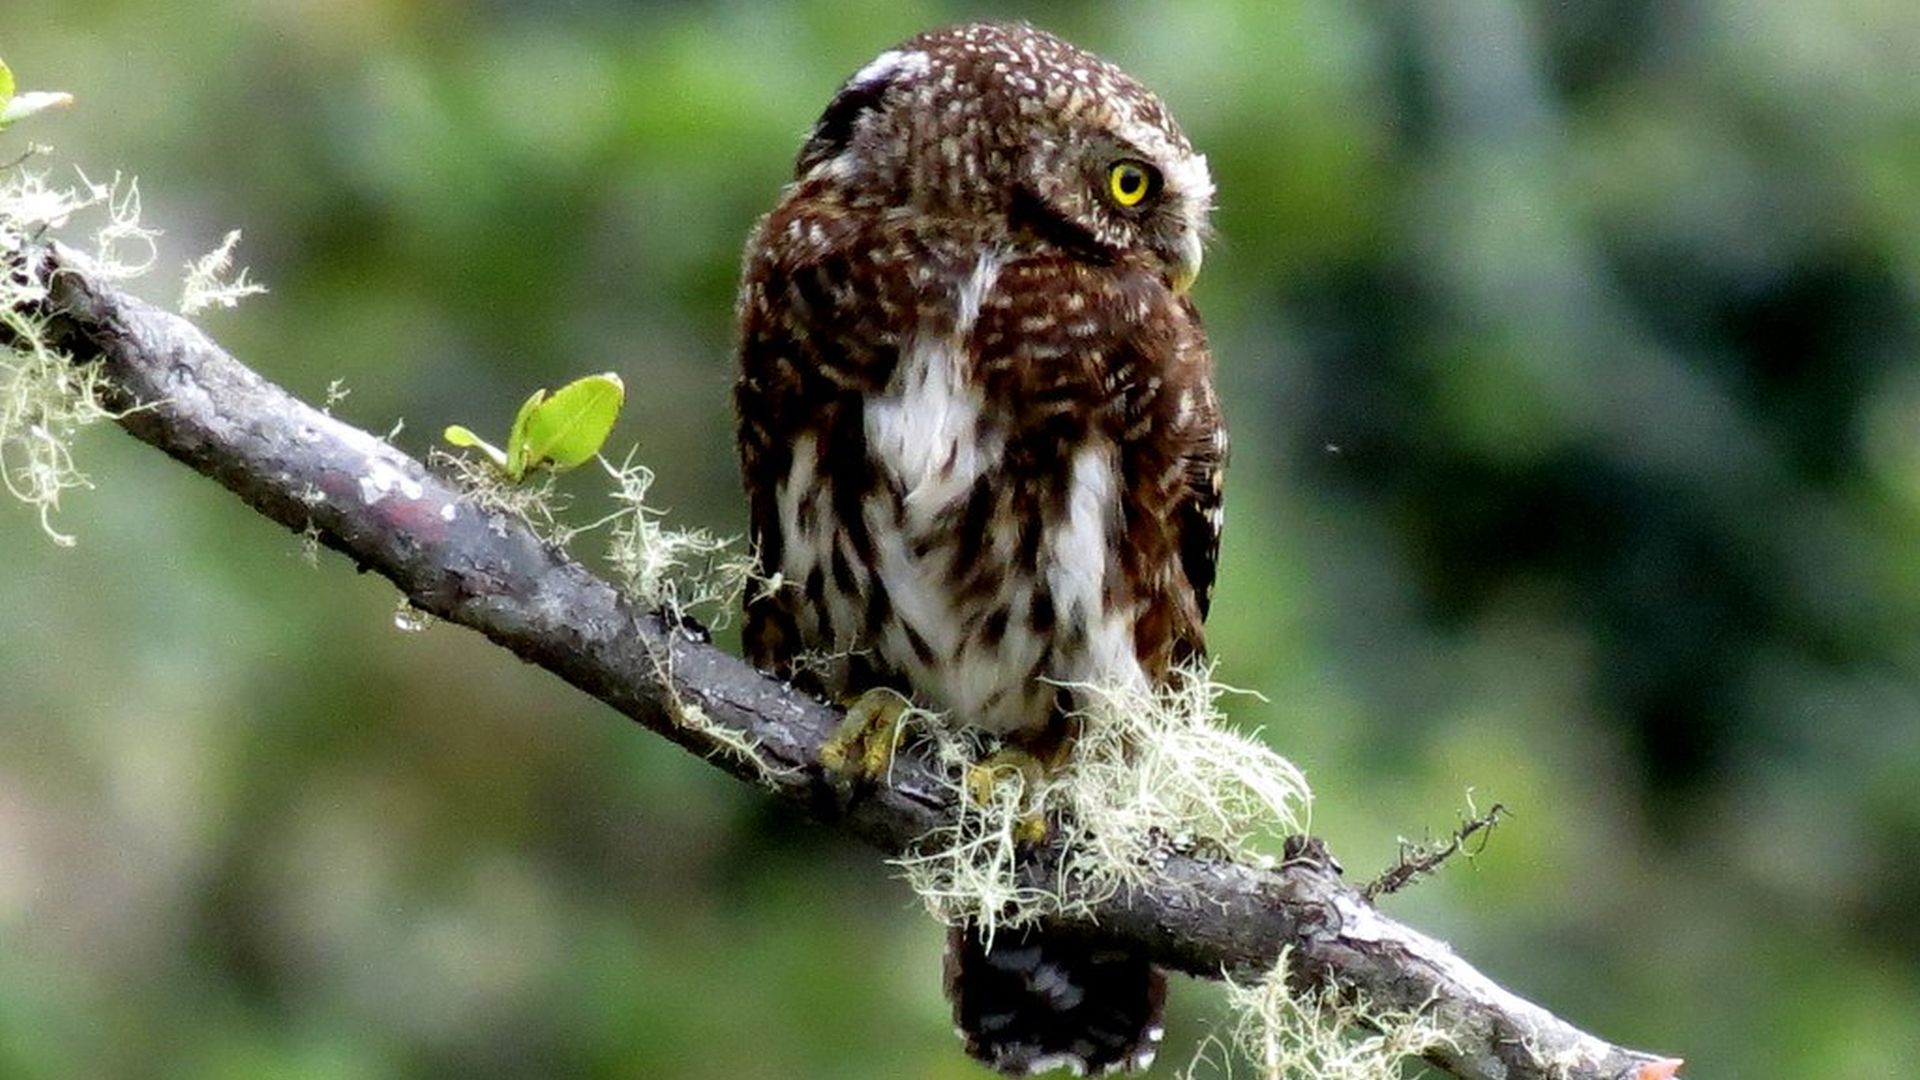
[
  {"x1": 596, "y1": 450, "x2": 756, "y2": 627},
  {"x1": 433, "y1": 442, "x2": 785, "y2": 779},
  {"x1": 1051, "y1": 671, "x2": 1310, "y2": 884},
  {"x1": 322, "y1": 377, "x2": 352, "y2": 415},
  {"x1": 0, "y1": 340, "x2": 110, "y2": 546},
  {"x1": 591, "y1": 453, "x2": 785, "y2": 780},
  {"x1": 893, "y1": 663, "x2": 1311, "y2": 944},
  {"x1": 884, "y1": 670, "x2": 1428, "y2": 1078},
  {"x1": 1185, "y1": 950, "x2": 1455, "y2": 1080},
  {"x1": 435, "y1": 444, "x2": 757, "y2": 631},
  {"x1": 889, "y1": 718, "x2": 1054, "y2": 947},
  {"x1": 178, "y1": 228, "x2": 267, "y2": 316},
  {"x1": 0, "y1": 168, "x2": 154, "y2": 544},
  {"x1": 2, "y1": 164, "x2": 265, "y2": 544},
  {"x1": 670, "y1": 701, "x2": 797, "y2": 788},
  {"x1": 428, "y1": 444, "x2": 571, "y2": 540}
]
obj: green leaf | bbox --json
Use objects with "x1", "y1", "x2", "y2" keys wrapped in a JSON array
[
  {"x1": 442, "y1": 424, "x2": 507, "y2": 470},
  {"x1": 443, "y1": 374, "x2": 624, "y2": 484},
  {"x1": 517, "y1": 373, "x2": 625, "y2": 474},
  {"x1": 0, "y1": 59, "x2": 73, "y2": 130},
  {"x1": 503, "y1": 387, "x2": 547, "y2": 481}
]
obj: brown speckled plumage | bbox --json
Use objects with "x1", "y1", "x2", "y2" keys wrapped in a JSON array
[{"x1": 733, "y1": 22, "x2": 1223, "y2": 1076}]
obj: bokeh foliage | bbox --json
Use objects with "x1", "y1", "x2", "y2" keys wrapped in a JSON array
[{"x1": 4, "y1": 1, "x2": 1919, "y2": 1076}]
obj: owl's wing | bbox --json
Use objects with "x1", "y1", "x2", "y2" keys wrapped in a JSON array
[
  {"x1": 1167, "y1": 297, "x2": 1227, "y2": 662},
  {"x1": 734, "y1": 218, "x2": 832, "y2": 679},
  {"x1": 732, "y1": 199, "x2": 909, "y2": 681},
  {"x1": 1180, "y1": 366, "x2": 1227, "y2": 626},
  {"x1": 734, "y1": 282, "x2": 805, "y2": 678}
]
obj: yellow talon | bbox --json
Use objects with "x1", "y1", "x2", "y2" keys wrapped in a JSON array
[
  {"x1": 820, "y1": 687, "x2": 911, "y2": 786},
  {"x1": 1013, "y1": 811, "x2": 1049, "y2": 846},
  {"x1": 966, "y1": 746, "x2": 1052, "y2": 844}
]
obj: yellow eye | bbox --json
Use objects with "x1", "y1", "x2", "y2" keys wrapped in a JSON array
[{"x1": 1108, "y1": 160, "x2": 1155, "y2": 207}]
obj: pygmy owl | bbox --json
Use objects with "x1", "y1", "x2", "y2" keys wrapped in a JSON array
[{"x1": 734, "y1": 21, "x2": 1222, "y2": 1075}]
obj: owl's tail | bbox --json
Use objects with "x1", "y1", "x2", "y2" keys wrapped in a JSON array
[{"x1": 945, "y1": 923, "x2": 1166, "y2": 1076}]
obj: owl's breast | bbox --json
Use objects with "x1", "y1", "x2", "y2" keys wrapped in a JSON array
[
  {"x1": 864, "y1": 327, "x2": 1003, "y2": 516},
  {"x1": 775, "y1": 321, "x2": 1148, "y2": 736}
]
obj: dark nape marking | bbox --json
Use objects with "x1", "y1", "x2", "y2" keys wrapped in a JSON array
[
  {"x1": 1009, "y1": 184, "x2": 1112, "y2": 264},
  {"x1": 795, "y1": 75, "x2": 895, "y2": 177}
]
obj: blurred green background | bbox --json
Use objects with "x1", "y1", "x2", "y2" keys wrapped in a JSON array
[{"x1": 5, "y1": 1, "x2": 1919, "y2": 1076}]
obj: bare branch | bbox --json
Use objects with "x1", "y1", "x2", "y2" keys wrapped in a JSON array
[
  {"x1": 2, "y1": 240, "x2": 1683, "y2": 1080},
  {"x1": 1364, "y1": 801, "x2": 1509, "y2": 901}
]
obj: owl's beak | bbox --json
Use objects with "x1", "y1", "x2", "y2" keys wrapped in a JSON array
[{"x1": 1171, "y1": 229, "x2": 1203, "y2": 295}]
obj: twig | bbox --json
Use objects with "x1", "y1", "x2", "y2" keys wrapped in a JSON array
[
  {"x1": 1364, "y1": 802, "x2": 1509, "y2": 901},
  {"x1": 2, "y1": 240, "x2": 1683, "y2": 1080}
]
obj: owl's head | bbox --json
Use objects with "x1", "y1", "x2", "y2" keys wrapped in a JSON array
[{"x1": 794, "y1": 22, "x2": 1215, "y2": 292}]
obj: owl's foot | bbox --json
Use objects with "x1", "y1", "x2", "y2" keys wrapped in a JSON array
[
  {"x1": 819, "y1": 688, "x2": 911, "y2": 786},
  {"x1": 966, "y1": 747, "x2": 1051, "y2": 845}
]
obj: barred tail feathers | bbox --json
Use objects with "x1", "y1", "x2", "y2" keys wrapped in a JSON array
[{"x1": 944, "y1": 924, "x2": 1166, "y2": 1075}]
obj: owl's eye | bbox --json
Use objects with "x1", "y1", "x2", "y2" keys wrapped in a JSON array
[{"x1": 1107, "y1": 159, "x2": 1158, "y2": 208}]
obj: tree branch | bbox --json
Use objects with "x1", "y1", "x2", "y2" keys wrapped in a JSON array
[{"x1": 4, "y1": 240, "x2": 1682, "y2": 1080}]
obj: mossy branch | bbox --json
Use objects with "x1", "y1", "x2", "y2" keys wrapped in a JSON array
[{"x1": 0, "y1": 238, "x2": 1681, "y2": 1080}]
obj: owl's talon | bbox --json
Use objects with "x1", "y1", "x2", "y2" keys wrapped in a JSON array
[
  {"x1": 1013, "y1": 811, "x2": 1050, "y2": 846},
  {"x1": 821, "y1": 688, "x2": 911, "y2": 786},
  {"x1": 966, "y1": 747, "x2": 1052, "y2": 844}
]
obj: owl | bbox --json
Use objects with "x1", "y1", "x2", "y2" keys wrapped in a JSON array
[{"x1": 733, "y1": 22, "x2": 1222, "y2": 1076}]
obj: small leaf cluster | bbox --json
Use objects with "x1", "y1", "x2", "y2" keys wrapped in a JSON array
[{"x1": 444, "y1": 372, "x2": 624, "y2": 482}]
